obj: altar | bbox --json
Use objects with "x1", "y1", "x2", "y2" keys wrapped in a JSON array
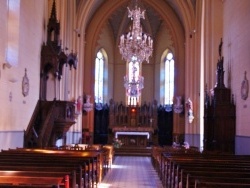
[
  {"x1": 108, "y1": 101, "x2": 159, "y2": 147},
  {"x1": 112, "y1": 126, "x2": 154, "y2": 147}
]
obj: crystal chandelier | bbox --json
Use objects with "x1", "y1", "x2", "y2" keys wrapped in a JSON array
[
  {"x1": 119, "y1": 5, "x2": 153, "y2": 64},
  {"x1": 124, "y1": 74, "x2": 144, "y2": 97},
  {"x1": 124, "y1": 61, "x2": 144, "y2": 97},
  {"x1": 119, "y1": 2, "x2": 153, "y2": 97}
]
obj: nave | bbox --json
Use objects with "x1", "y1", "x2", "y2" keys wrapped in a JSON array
[{"x1": 98, "y1": 156, "x2": 163, "y2": 188}]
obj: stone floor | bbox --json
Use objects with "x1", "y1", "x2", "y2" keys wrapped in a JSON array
[{"x1": 98, "y1": 156, "x2": 163, "y2": 188}]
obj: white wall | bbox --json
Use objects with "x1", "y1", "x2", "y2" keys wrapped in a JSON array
[
  {"x1": 223, "y1": 0, "x2": 250, "y2": 154},
  {"x1": 0, "y1": 0, "x2": 44, "y2": 149}
]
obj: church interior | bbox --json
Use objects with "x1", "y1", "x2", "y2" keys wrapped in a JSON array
[{"x1": 0, "y1": 0, "x2": 250, "y2": 187}]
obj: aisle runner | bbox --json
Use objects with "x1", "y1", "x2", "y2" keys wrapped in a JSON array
[{"x1": 98, "y1": 156, "x2": 163, "y2": 188}]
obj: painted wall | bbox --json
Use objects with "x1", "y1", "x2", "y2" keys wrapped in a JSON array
[
  {"x1": 223, "y1": 0, "x2": 250, "y2": 154},
  {"x1": 0, "y1": 0, "x2": 82, "y2": 149},
  {"x1": 0, "y1": 0, "x2": 44, "y2": 149}
]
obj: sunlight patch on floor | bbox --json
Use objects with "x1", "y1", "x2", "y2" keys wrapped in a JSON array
[
  {"x1": 97, "y1": 183, "x2": 111, "y2": 188},
  {"x1": 111, "y1": 164, "x2": 127, "y2": 169}
]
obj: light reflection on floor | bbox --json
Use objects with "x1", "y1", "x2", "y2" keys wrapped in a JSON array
[
  {"x1": 97, "y1": 156, "x2": 163, "y2": 188},
  {"x1": 97, "y1": 164, "x2": 126, "y2": 188},
  {"x1": 110, "y1": 164, "x2": 127, "y2": 169},
  {"x1": 98, "y1": 183, "x2": 111, "y2": 188}
]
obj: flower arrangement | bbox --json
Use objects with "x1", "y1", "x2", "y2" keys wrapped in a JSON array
[{"x1": 113, "y1": 138, "x2": 123, "y2": 148}]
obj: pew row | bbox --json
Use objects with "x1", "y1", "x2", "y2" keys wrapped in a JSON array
[
  {"x1": 0, "y1": 145, "x2": 113, "y2": 188},
  {"x1": 152, "y1": 146, "x2": 250, "y2": 188}
]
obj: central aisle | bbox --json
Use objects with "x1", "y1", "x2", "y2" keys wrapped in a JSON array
[{"x1": 98, "y1": 156, "x2": 163, "y2": 188}]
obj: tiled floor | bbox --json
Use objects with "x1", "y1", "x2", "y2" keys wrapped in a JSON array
[{"x1": 98, "y1": 156, "x2": 163, "y2": 188}]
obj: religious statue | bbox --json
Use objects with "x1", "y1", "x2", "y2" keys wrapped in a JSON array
[
  {"x1": 174, "y1": 96, "x2": 184, "y2": 113},
  {"x1": 216, "y1": 38, "x2": 225, "y2": 88},
  {"x1": 218, "y1": 38, "x2": 223, "y2": 58},
  {"x1": 217, "y1": 38, "x2": 224, "y2": 71},
  {"x1": 186, "y1": 98, "x2": 194, "y2": 123},
  {"x1": 76, "y1": 96, "x2": 82, "y2": 114}
]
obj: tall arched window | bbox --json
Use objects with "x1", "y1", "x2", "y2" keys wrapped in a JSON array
[
  {"x1": 94, "y1": 50, "x2": 104, "y2": 103},
  {"x1": 164, "y1": 52, "x2": 175, "y2": 106},
  {"x1": 6, "y1": 0, "x2": 20, "y2": 66}
]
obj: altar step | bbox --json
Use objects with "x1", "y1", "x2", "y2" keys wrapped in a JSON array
[{"x1": 114, "y1": 146, "x2": 152, "y2": 156}]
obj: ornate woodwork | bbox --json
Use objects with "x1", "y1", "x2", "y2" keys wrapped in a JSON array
[
  {"x1": 24, "y1": 100, "x2": 75, "y2": 148},
  {"x1": 109, "y1": 99, "x2": 158, "y2": 128},
  {"x1": 107, "y1": 99, "x2": 159, "y2": 147},
  {"x1": 40, "y1": 0, "x2": 77, "y2": 100},
  {"x1": 93, "y1": 100, "x2": 174, "y2": 147},
  {"x1": 204, "y1": 39, "x2": 236, "y2": 154},
  {"x1": 118, "y1": 135, "x2": 149, "y2": 147},
  {"x1": 24, "y1": 1, "x2": 77, "y2": 148}
]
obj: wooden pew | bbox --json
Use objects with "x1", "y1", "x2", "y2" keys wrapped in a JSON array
[
  {"x1": 0, "y1": 153, "x2": 79, "y2": 187},
  {"x1": 151, "y1": 146, "x2": 166, "y2": 179},
  {"x1": 0, "y1": 170, "x2": 70, "y2": 188},
  {"x1": 184, "y1": 171, "x2": 250, "y2": 188},
  {"x1": 172, "y1": 160, "x2": 250, "y2": 187},
  {"x1": 30, "y1": 144, "x2": 111, "y2": 182},
  {"x1": 0, "y1": 149, "x2": 101, "y2": 188},
  {"x1": 176, "y1": 163, "x2": 250, "y2": 187},
  {"x1": 161, "y1": 153, "x2": 250, "y2": 188},
  {"x1": 103, "y1": 145, "x2": 114, "y2": 169},
  {"x1": 167, "y1": 157, "x2": 250, "y2": 187},
  {"x1": 195, "y1": 180, "x2": 250, "y2": 188},
  {"x1": 156, "y1": 147, "x2": 200, "y2": 186},
  {"x1": 0, "y1": 163, "x2": 80, "y2": 188},
  {"x1": 175, "y1": 158, "x2": 250, "y2": 187},
  {"x1": 152, "y1": 146, "x2": 250, "y2": 188}
]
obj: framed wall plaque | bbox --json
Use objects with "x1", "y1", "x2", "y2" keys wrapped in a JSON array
[
  {"x1": 241, "y1": 71, "x2": 248, "y2": 100},
  {"x1": 22, "y1": 68, "x2": 29, "y2": 97}
]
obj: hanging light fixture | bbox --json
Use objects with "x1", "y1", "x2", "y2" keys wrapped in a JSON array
[
  {"x1": 124, "y1": 62, "x2": 144, "y2": 97},
  {"x1": 119, "y1": 3, "x2": 153, "y2": 64},
  {"x1": 119, "y1": 1, "x2": 153, "y2": 97}
]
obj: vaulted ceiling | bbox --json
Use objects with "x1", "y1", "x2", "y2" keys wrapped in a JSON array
[{"x1": 77, "y1": 0, "x2": 196, "y2": 41}]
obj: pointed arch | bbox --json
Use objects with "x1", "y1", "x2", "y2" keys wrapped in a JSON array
[{"x1": 160, "y1": 49, "x2": 175, "y2": 105}]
